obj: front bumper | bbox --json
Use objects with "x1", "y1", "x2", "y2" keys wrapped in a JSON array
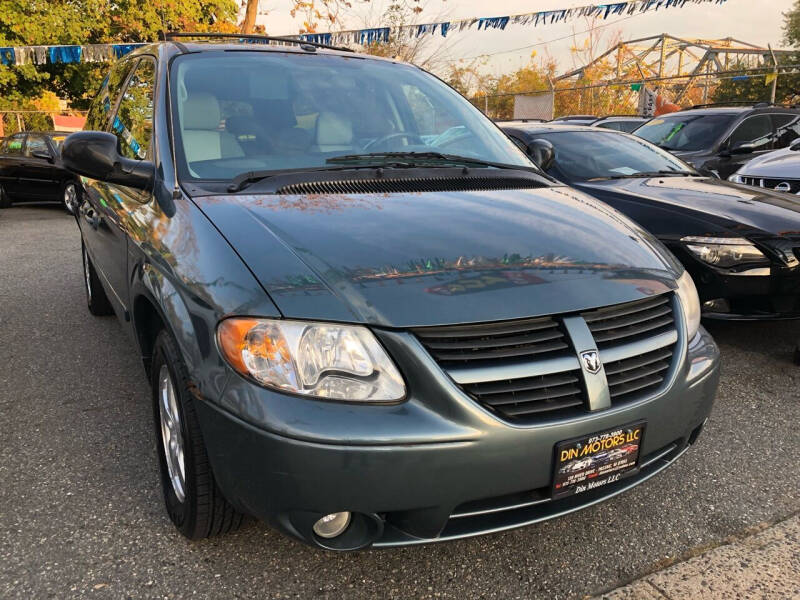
[
  {"x1": 196, "y1": 327, "x2": 720, "y2": 549},
  {"x1": 671, "y1": 247, "x2": 800, "y2": 320}
]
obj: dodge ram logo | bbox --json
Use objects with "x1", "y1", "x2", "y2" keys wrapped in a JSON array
[{"x1": 580, "y1": 350, "x2": 601, "y2": 374}]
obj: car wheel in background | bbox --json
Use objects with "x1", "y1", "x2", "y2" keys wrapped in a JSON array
[
  {"x1": 62, "y1": 181, "x2": 79, "y2": 214},
  {"x1": 0, "y1": 184, "x2": 11, "y2": 209},
  {"x1": 151, "y1": 330, "x2": 245, "y2": 539},
  {"x1": 82, "y1": 242, "x2": 114, "y2": 316}
]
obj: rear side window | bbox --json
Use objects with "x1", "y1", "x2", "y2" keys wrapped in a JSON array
[
  {"x1": 1, "y1": 135, "x2": 24, "y2": 156},
  {"x1": 772, "y1": 114, "x2": 800, "y2": 149},
  {"x1": 85, "y1": 59, "x2": 137, "y2": 132},
  {"x1": 111, "y1": 57, "x2": 156, "y2": 160},
  {"x1": 728, "y1": 114, "x2": 773, "y2": 151}
]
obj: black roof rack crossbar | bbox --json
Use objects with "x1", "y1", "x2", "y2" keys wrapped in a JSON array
[{"x1": 163, "y1": 32, "x2": 353, "y2": 53}]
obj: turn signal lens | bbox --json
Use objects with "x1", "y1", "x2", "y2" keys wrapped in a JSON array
[{"x1": 217, "y1": 318, "x2": 405, "y2": 402}]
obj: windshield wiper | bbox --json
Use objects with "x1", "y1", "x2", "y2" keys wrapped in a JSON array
[
  {"x1": 326, "y1": 151, "x2": 538, "y2": 172},
  {"x1": 227, "y1": 164, "x2": 390, "y2": 192},
  {"x1": 588, "y1": 170, "x2": 695, "y2": 181}
]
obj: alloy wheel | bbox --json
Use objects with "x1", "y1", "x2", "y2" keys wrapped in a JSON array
[
  {"x1": 158, "y1": 364, "x2": 186, "y2": 503},
  {"x1": 64, "y1": 183, "x2": 78, "y2": 213}
]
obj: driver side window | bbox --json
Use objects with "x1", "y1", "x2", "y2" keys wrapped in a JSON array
[{"x1": 727, "y1": 115, "x2": 773, "y2": 151}]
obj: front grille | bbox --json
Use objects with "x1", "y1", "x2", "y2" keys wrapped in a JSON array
[
  {"x1": 414, "y1": 316, "x2": 570, "y2": 366},
  {"x1": 604, "y1": 346, "x2": 674, "y2": 400},
  {"x1": 740, "y1": 176, "x2": 800, "y2": 194},
  {"x1": 581, "y1": 295, "x2": 673, "y2": 348},
  {"x1": 414, "y1": 294, "x2": 678, "y2": 423}
]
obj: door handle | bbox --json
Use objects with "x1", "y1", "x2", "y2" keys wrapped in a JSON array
[{"x1": 83, "y1": 208, "x2": 100, "y2": 229}]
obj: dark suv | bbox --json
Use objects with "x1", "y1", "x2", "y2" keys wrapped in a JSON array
[
  {"x1": 61, "y1": 34, "x2": 719, "y2": 550},
  {"x1": 635, "y1": 104, "x2": 800, "y2": 179}
]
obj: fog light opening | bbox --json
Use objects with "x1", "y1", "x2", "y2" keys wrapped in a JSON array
[
  {"x1": 313, "y1": 512, "x2": 352, "y2": 539},
  {"x1": 702, "y1": 298, "x2": 730, "y2": 313}
]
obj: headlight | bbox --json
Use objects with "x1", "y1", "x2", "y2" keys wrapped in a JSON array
[
  {"x1": 675, "y1": 270, "x2": 701, "y2": 340},
  {"x1": 217, "y1": 318, "x2": 406, "y2": 402},
  {"x1": 682, "y1": 236, "x2": 768, "y2": 268},
  {"x1": 728, "y1": 173, "x2": 743, "y2": 183}
]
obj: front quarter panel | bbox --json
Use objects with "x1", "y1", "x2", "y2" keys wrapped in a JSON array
[{"x1": 125, "y1": 191, "x2": 281, "y2": 401}]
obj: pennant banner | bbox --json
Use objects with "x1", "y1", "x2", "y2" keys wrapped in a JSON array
[
  {"x1": 0, "y1": 0, "x2": 728, "y2": 65},
  {"x1": 302, "y1": 0, "x2": 729, "y2": 46}
]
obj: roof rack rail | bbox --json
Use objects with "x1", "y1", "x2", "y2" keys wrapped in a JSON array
[{"x1": 163, "y1": 31, "x2": 353, "y2": 53}]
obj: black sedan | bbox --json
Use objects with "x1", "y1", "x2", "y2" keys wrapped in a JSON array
[
  {"x1": 0, "y1": 131, "x2": 80, "y2": 212},
  {"x1": 501, "y1": 123, "x2": 800, "y2": 320}
]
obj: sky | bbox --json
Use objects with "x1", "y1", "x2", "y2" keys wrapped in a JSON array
[{"x1": 254, "y1": 0, "x2": 794, "y2": 75}]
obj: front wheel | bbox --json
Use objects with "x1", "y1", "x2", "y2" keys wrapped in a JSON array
[
  {"x1": 151, "y1": 330, "x2": 245, "y2": 539},
  {"x1": 62, "y1": 181, "x2": 79, "y2": 214}
]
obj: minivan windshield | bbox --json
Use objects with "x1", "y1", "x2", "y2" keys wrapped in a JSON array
[
  {"x1": 635, "y1": 113, "x2": 736, "y2": 151},
  {"x1": 533, "y1": 130, "x2": 694, "y2": 180},
  {"x1": 169, "y1": 51, "x2": 533, "y2": 181}
]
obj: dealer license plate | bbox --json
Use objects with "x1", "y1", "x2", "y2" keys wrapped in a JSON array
[{"x1": 552, "y1": 422, "x2": 645, "y2": 499}]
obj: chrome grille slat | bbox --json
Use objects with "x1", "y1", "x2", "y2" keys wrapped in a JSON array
[
  {"x1": 432, "y1": 339, "x2": 570, "y2": 362},
  {"x1": 423, "y1": 329, "x2": 566, "y2": 350},
  {"x1": 413, "y1": 293, "x2": 677, "y2": 422}
]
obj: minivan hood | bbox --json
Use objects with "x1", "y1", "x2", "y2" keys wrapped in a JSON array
[
  {"x1": 737, "y1": 146, "x2": 800, "y2": 178},
  {"x1": 195, "y1": 187, "x2": 678, "y2": 328},
  {"x1": 576, "y1": 176, "x2": 800, "y2": 239}
]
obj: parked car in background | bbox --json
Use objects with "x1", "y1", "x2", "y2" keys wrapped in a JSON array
[
  {"x1": 0, "y1": 131, "x2": 79, "y2": 212},
  {"x1": 61, "y1": 35, "x2": 719, "y2": 551},
  {"x1": 729, "y1": 138, "x2": 800, "y2": 194},
  {"x1": 501, "y1": 122, "x2": 800, "y2": 319},
  {"x1": 591, "y1": 115, "x2": 648, "y2": 133},
  {"x1": 551, "y1": 114, "x2": 599, "y2": 125},
  {"x1": 634, "y1": 104, "x2": 800, "y2": 179}
]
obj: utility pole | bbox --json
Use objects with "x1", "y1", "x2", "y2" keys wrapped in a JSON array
[{"x1": 768, "y1": 44, "x2": 778, "y2": 104}]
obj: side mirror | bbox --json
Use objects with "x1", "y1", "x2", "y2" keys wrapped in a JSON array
[
  {"x1": 31, "y1": 149, "x2": 54, "y2": 162},
  {"x1": 62, "y1": 131, "x2": 154, "y2": 191},
  {"x1": 790, "y1": 138, "x2": 800, "y2": 151},
  {"x1": 729, "y1": 141, "x2": 756, "y2": 155},
  {"x1": 527, "y1": 138, "x2": 555, "y2": 171}
]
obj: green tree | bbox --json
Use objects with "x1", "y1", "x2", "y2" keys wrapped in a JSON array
[
  {"x1": 711, "y1": 61, "x2": 800, "y2": 105},
  {"x1": 784, "y1": 0, "x2": 800, "y2": 47},
  {"x1": 0, "y1": 0, "x2": 239, "y2": 113}
]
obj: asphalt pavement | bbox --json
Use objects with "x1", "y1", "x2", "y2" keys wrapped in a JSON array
[{"x1": 1, "y1": 205, "x2": 799, "y2": 599}]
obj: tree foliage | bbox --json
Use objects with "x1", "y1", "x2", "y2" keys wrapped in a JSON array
[
  {"x1": 0, "y1": 0, "x2": 238, "y2": 113},
  {"x1": 784, "y1": 0, "x2": 800, "y2": 47}
]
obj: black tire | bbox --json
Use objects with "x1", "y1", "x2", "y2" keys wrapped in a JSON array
[
  {"x1": 794, "y1": 343, "x2": 800, "y2": 366},
  {"x1": 0, "y1": 184, "x2": 11, "y2": 208},
  {"x1": 151, "y1": 330, "x2": 245, "y2": 539},
  {"x1": 82, "y1": 242, "x2": 114, "y2": 316}
]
